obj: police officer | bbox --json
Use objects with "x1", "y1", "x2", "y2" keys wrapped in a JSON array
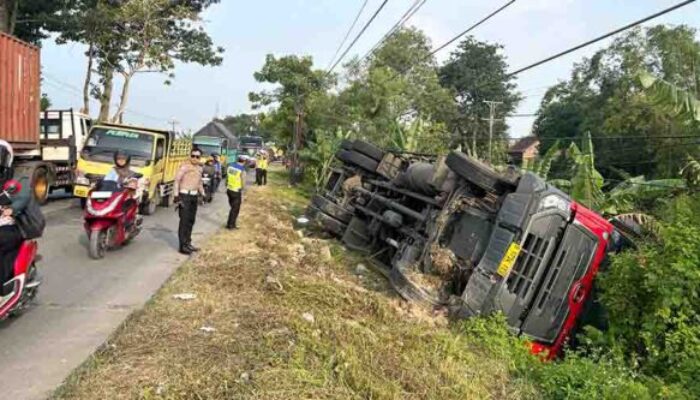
[
  {"x1": 257, "y1": 151, "x2": 269, "y2": 186},
  {"x1": 226, "y1": 155, "x2": 246, "y2": 229},
  {"x1": 174, "y1": 147, "x2": 205, "y2": 254}
]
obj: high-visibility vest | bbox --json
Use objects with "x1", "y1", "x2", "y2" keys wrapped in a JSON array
[
  {"x1": 227, "y1": 164, "x2": 244, "y2": 192},
  {"x1": 257, "y1": 157, "x2": 268, "y2": 170}
]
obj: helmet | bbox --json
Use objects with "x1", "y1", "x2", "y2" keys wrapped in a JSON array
[
  {"x1": 237, "y1": 155, "x2": 246, "y2": 163},
  {"x1": 113, "y1": 150, "x2": 131, "y2": 166},
  {"x1": 0, "y1": 139, "x2": 13, "y2": 169}
]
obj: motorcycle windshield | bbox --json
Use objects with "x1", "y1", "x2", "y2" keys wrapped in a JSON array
[{"x1": 93, "y1": 180, "x2": 121, "y2": 193}]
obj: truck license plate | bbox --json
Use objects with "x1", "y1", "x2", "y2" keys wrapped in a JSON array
[
  {"x1": 497, "y1": 242, "x2": 522, "y2": 277},
  {"x1": 74, "y1": 186, "x2": 89, "y2": 198}
]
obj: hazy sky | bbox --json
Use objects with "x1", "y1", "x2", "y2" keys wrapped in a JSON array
[{"x1": 40, "y1": 0, "x2": 700, "y2": 137}]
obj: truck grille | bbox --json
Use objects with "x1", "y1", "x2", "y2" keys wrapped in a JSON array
[{"x1": 507, "y1": 233, "x2": 548, "y2": 298}]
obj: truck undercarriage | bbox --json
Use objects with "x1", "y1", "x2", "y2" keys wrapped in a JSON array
[{"x1": 305, "y1": 140, "x2": 615, "y2": 358}]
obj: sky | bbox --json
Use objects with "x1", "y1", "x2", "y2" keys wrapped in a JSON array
[{"x1": 40, "y1": 0, "x2": 700, "y2": 137}]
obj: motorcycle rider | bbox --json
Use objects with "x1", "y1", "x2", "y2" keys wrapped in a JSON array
[
  {"x1": 202, "y1": 156, "x2": 217, "y2": 201},
  {"x1": 104, "y1": 150, "x2": 138, "y2": 186},
  {"x1": 0, "y1": 140, "x2": 30, "y2": 296},
  {"x1": 103, "y1": 150, "x2": 141, "y2": 222}
]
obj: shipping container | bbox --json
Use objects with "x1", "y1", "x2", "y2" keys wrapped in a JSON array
[{"x1": 0, "y1": 32, "x2": 40, "y2": 150}]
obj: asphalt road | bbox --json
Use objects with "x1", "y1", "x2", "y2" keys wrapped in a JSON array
[{"x1": 0, "y1": 186, "x2": 232, "y2": 399}]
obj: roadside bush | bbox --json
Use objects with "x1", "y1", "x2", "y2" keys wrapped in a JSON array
[
  {"x1": 459, "y1": 315, "x2": 659, "y2": 400},
  {"x1": 597, "y1": 204, "x2": 700, "y2": 398}
]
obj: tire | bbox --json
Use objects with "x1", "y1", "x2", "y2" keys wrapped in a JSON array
[
  {"x1": 89, "y1": 229, "x2": 108, "y2": 260},
  {"x1": 336, "y1": 150, "x2": 379, "y2": 173},
  {"x1": 352, "y1": 140, "x2": 385, "y2": 161},
  {"x1": 311, "y1": 195, "x2": 353, "y2": 224},
  {"x1": 340, "y1": 139, "x2": 354, "y2": 151},
  {"x1": 32, "y1": 168, "x2": 50, "y2": 205},
  {"x1": 309, "y1": 206, "x2": 347, "y2": 236},
  {"x1": 342, "y1": 216, "x2": 373, "y2": 253},
  {"x1": 141, "y1": 191, "x2": 160, "y2": 215},
  {"x1": 446, "y1": 152, "x2": 516, "y2": 194},
  {"x1": 161, "y1": 191, "x2": 174, "y2": 208}
]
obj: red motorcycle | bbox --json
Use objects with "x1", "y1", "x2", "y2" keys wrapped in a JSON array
[
  {"x1": 84, "y1": 175, "x2": 143, "y2": 259},
  {"x1": 0, "y1": 181, "x2": 40, "y2": 320}
]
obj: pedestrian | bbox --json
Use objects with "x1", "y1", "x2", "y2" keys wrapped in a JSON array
[
  {"x1": 226, "y1": 155, "x2": 246, "y2": 229},
  {"x1": 174, "y1": 147, "x2": 205, "y2": 255}
]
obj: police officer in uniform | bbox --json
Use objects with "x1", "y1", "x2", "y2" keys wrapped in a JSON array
[
  {"x1": 226, "y1": 155, "x2": 246, "y2": 229},
  {"x1": 174, "y1": 147, "x2": 205, "y2": 254},
  {"x1": 257, "y1": 152, "x2": 268, "y2": 186}
]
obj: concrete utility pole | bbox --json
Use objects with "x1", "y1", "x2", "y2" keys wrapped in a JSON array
[
  {"x1": 482, "y1": 100, "x2": 503, "y2": 163},
  {"x1": 168, "y1": 118, "x2": 179, "y2": 133}
]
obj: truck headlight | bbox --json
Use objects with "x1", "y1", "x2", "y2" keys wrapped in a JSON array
[
  {"x1": 75, "y1": 169, "x2": 90, "y2": 186},
  {"x1": 538, "y1": 194, "x2": 570, "y2": 212}
]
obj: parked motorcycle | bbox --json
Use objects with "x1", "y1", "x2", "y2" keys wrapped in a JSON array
[
  {"x1": 0, "y1": 182, "x2": 40, "y2": 320},
  {"x1": 84, "y1": 175, "x2": 143, "y2": 259}
]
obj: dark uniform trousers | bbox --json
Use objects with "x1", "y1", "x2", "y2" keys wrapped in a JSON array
[
  {"x1": 226, "y1": 190, "x2": 242, "y2": 228},
  {"x1": 0, "y1": 225, "x2": 23, "y2": 295},
  {"x1": 178, "y1": 194, "x2": 198, "y2": 248}
]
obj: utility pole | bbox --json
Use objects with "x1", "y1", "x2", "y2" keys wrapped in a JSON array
[
  {"x1": 168, "y1": 118, "x2": 179, "y2": 134},
  {"x1": 482, "y1": 100, "x2": 503, "y2": 163},
  {"x1": 290, "y1": 95, "x2": 304, "y2": 186}
]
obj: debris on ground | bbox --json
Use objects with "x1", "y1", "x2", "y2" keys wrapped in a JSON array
[
  {"x1": 199, "y1": 326, "x2": 216, "y2": 333},
  {"x1": 301, "y1": 312, "x2": 315, "y2": 324},
  {"x1": 355, "y1": 263, "x2": 368, "y2": 275},
  {"x1": 172, "y1": 293, "x2": 197, "y2": 301}
]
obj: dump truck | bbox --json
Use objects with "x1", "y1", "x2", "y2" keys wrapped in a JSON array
[
  {"x1": 73, "y1": 123, "x2": 190, "y2": 214},
  {"x1": 306, "y1": 139, "x2": 617, "y2": 359},
  {"x1": 0, "y1": 32, "x2": 91, "y2": 204},
  {"x1": 193, "y1": 135, "x2": 229, "y2": 174}
]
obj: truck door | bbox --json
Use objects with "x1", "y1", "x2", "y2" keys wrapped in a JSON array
[
  {"x1": 497, "y1": 210, "x2": 567, "y2": 331},
  {"x1": 520, "y1": 224, "x2": 598, "y2": 343}
]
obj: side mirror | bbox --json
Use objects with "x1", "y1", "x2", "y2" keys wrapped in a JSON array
[{"x1": 133, "y1": 173, "x2": 144, "y2": 179}]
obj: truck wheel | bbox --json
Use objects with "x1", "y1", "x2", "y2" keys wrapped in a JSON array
[
  {"x1": 340, "y1": 139, "x2": 354, "y2": 151},
  {"x1": 32, "y1": 168, "x2": 50, "y2": 205},
  {"x1": 161, "y1": 191, "x2": 174, "y2": 208},
  {"x1": 141, "y1": 191, "x2": 160, "y2": 216},
  {"x1": 309, "y1": 206, "x2": 347, "y2": 236},
  {"x1": 352, "y1": 140, "x2": 385, "y2": 161},
  {"x1": 89, "y1": 230, "x2": 108, "y2": 260},
  {"x1": 446, "y1": 152, "x2": 516, "y2": 194},
  {"x1": 311, "y1": 195, "x2": 353, "y2": 224},
  {"x1": 336, "y1": 150, "x2": 379, "y2": 173}
]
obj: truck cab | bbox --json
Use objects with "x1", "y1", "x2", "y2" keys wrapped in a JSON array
[
  {"x1": 193, "y1": 136, "x2": 228, "y2": 174},
  {"x1": 12, "y1": 109, "x2": 91, "y2": 204},
  {"x1": 74, "y1": 123, "x2": 189, "y2": 214}
]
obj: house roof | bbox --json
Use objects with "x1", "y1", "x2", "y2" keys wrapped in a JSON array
[
  {"x1": 508, "y1": 136, "x2": 540, "y2": 154},
  {"x1": 193, "y1": 120, "x2": 237, "y2": 141}
]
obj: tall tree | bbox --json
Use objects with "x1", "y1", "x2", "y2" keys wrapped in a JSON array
[
  {"x1": 533, "y1": 25, "x2": 700, "y2": 179},
  {"x1": 334, "y1": 28, "x2": 455, "y2": 149},
  {"x1": 1, "y1": 0, "x2": 69, "y2": 44},
  {"x1": 249, "y1": 54, "x2": 332, "y2": 145},
  {"x1": 439, "y1": 36, "x2": 521, "y2": 156}
]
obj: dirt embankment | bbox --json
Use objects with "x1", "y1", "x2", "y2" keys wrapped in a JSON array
[{"x1": 54, "y1": 169, "x2": 533, "y2": 400}]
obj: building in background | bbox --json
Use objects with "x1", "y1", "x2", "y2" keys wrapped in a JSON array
[{"x1": 508, "y1": 136, "x2": 540, "y2": 166}]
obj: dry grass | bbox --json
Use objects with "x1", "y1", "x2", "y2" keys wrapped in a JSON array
[{"x1": 53, "y1": 168, "x2": 535, "y2": 400}]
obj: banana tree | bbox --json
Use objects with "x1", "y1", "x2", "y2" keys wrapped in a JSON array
[
  {"x1": 638, "y1": 70, "x2": 700, "y2": 122},
  {"x1": 300, "y1": 128, "x2": 351, "y2": 190}
]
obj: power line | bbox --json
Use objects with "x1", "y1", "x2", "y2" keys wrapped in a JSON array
[
  {"x1": 360, "y1": 0, "x2": 427, "y2": 62},
  {"x1": 507, "y1": 0, "x2": 697, "y2": 77},
  {"x1": 429, "y1": 0, "x2": 517, "y2": 58},
  {"x1": 326, "y1": 0, "x2": 370, "y2": 71},
  {"x1": 327, "y1": 0, "x2": 391, "y2": 74}
]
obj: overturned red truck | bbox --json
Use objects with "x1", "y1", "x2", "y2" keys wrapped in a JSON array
[{"x1": 306, "y1": 140, "x2": 617, "y2": 359}]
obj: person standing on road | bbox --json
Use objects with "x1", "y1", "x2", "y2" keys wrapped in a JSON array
[
  {"x1": 174, "y1": 148, "x2": 205, "y2": 255},
  {"x1": 226, "y1": 155, "x2": 246, "y2": 229},
  {"x1": 255, "y1": 151, "x2": 268, "y2": 186},
  {"x1": 211, "y1": 153, "x2": 222, "y2": 191}
]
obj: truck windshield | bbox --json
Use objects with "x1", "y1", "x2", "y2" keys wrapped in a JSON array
[
  {"x1": 195, "y1": 144, "x2": 221, "y2": 156},
  {"x1": 82, "y1": 128, "x2": 154, "y2": 167}
]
